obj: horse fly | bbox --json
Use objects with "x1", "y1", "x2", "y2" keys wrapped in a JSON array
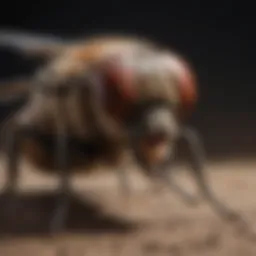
[{"x1": 0, "y1": 30, "x2": 253, "y2": 236}]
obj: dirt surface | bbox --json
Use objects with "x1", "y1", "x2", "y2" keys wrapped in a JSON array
[{"x1": 0, "y1": 159, "x2": 256, "y2": 256}]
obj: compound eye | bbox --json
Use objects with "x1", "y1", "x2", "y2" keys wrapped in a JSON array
[
  {"x1": 167, "y1": 55, "x2": 198, "y2": 117},
  {"x1": 102, "y1": 56, "x2": 137, "y2": 100},
  {"x1": 178, "y1": 63, "x2": 198, "y2": 114}
]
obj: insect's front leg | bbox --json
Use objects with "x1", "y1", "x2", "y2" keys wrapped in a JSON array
[
  {"x1": 50, "y1": 98, "x2": 71, "y2": 233},
  {"x1": 134, "y1": 144, "x2": 200, "y2": 206},
  {"x1": 158, "y1": 160, "x2": 200, "y2": 206},
  {"x1": 181, "y1": 127, "x2": 256, "y2": 239},
  {"x1": 115, "y1": 148, "x2": 135, "y2": 197},
  {"x1": 117, "y1": 165, "x2": 133, "y2": 197},
  {"x1": 180, "y1": 127, "x2": 242, "y2": 220},
  {"x1": 50, "y1": 130, "x2": 71, "y2": 233}
]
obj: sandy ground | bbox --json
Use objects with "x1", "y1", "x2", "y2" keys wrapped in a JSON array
[{"x1": 0, "y1": 159, "x2": 256, "y2": 255}]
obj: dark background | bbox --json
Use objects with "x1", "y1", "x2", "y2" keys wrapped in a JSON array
[{"x1": 0, "y1": 1, "x2": 255, "y2": 160}]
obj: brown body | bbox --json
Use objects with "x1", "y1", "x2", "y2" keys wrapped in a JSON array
[
  {"x1": 0, "y1": 31, "x2": 251, "y2": 235},
  {"x1": 0, "y1": 34, "x2": 198, "y2": 173}
]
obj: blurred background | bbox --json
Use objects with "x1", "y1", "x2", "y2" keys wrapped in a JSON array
[{"x1": 0, "y1": 1, "x2": 255, "y2": 160}]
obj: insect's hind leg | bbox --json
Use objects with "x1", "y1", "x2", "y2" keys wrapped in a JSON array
[
  {"x1": 4, "y1": 123, "x2": 72, "y2": 234},
  {"x1": 1, "y1": 119, "x2": 35, "y2": 230},
  {"x1": 3, "y1": 124, "x2": 21, "y2": 201}
]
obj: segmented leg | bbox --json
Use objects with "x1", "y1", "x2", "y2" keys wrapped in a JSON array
[
  {"x1": 117, "y1": 164, "x2": 133, "y2": 196},
  {"x1": 117, "y1": 130, "x2": 199, "y2": 206},
  {"x1": 1, "y1": 115, "x2": 36, "y2": 231},
  {"x1": 158, "y1": 161, "x2": 200, "y2": 206},
  {"x1": 111, "y1": 146, "x2": 134, "y2": 197},
  {"x1": 180, "y1": 127, "x2": 244, "y2": 220},
  {"x1": 50, "y1": 132, "x2": 70, "y2": 233},
  {"x1": 50, "y1": 97, "x2": 71, "y2": 233},
  {"x1": 182, "y1": 127, "x2": 256, "y2": 239},
  {"x1": 2, "y1": 122, "x2": 21, "y2": 231},
  {"x1": 134, "y1": 143, "x2": 200, "y2": 206},
  {"x1": 4, "y1": 124, "x2": 20, "y2": 197}
]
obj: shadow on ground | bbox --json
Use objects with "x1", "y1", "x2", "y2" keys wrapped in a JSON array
[{"x1": 0, "y1": 191, "x2": 137, "y2": 237}]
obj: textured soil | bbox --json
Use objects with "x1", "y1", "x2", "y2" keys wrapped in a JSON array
[{"x1": 0, "y1": 159, "x2": 256, "y2": 256}]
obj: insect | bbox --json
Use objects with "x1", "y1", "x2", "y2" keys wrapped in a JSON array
[{"x1": 0, "y1": 30, "x2": 249, "y2": 233}]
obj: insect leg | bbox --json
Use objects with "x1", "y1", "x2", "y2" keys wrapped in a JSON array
[
  {"x1": 1, "y1": 113, "x2": 34, "y2": 230},
  {"x1": 116, "y1": 150, "x2": 135, "y2": 196},
  {"x1": 180, "y1": 127, "x2": 243, "y2": 220},
  {"x1": 158, "y1": 159, "x2": 200, "y2": 206},
  {"x1": 50, "y1": 131, "x2": 70, "y2": 233},
  {"x1": 50, "y1": 98, "x2": 70, "y2": 233},
  {"x1": 133, "y1": 142, "x2": 200, "y2": 205},
  {"x1": 2, "y1": 120, "x2": 21, "y2": 204}
]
